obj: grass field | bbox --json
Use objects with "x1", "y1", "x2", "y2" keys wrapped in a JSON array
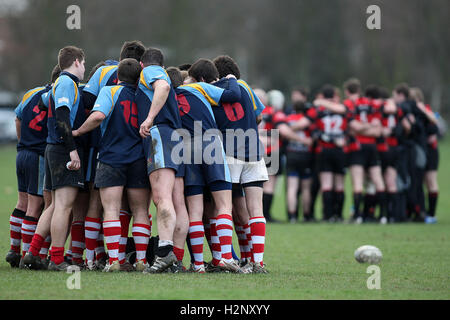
[{"x1": 0, "y1": 140, "x2": 449, "y2": 300}]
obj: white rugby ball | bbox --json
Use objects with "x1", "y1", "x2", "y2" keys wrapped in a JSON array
[{"x1": 354, "y1": 245, "x2": 382, "y2": 264}]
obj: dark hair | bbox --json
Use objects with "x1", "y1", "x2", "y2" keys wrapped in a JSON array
[
  {"x1": 58, "y1": 46, "x2": 85, "y2": 70},
  {"x1": 119, "y1": 40, "x2": 145, "y2": 61},
  {"x1": 178, "y1": 63, "x2": 192, "y2": 71},
  {"x1": 321, "y1": 84, "x2": 336, "y2": 99},
  {"x1": 343, "y1": 78, "x2": 361, "y2": 94},
  {"x1": 50, "y1": 64, "x2": 61, "y2": 83},
  {"x1": 292, "y1": 86, "x2": 309, "y2": 98},
  {"x1": 364, "y1": 84, "x2": 380, "y2": 99},
  {"x1": 117, "y1": 58, "x2": 142, "y2": 85},
  {"x1": 293, "y1": 101, "x2": 306, "y2": 113},
  {"x1": 166, "y1": 67, "x2": 183, "y2": 88},
  {"x1": 379, "y1": 87, "x2": 390, "y2": 99},
  {"x1": 188, "y1": 58, "x2": 219, "y2": 83},
  {"x1": 87, "y1": 61, "x2": 106, "y2": 81},
  {"x1": 141, "y1": 47, "x2": 164, "y2": 67},
  {"x1": 213, "y1": 55, "x2": 240, "y2": 79},
  {"x1": 395, "y1": 83, "x2": 410, "y2": 99}
]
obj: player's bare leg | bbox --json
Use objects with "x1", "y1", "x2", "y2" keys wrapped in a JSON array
[
  {"x1": 350, "y1": 165, "x2": 364, "y2": 223},
  {"x1": 369, "y1": 165, "x2": 387, "y2": 224},
  {"x1": 320, "y1": 172, "x2": 334, "y2": 223},
  {"x1": 286, "y1": 176, "x2": 300, "y2": 223},
  {"x1": 145, "y1": 168, "x2": 177, "y2": 273},
  {"x1": 127, "y1": 187, "x2": 151, "y2": 271},
  {"x1": 172, "y1": 177, "x2": 189, "y2": 271},
  {"x1": 300, "y1": 178, "x2": 313, "y2": 221},
  {"x1": 48, "y1": 186, "x2": 79, "y2": 270},
  {"x1": 334, "y1": 174, "x2": 345, "y2": 221}
]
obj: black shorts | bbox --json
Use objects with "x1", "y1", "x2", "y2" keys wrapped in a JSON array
[
  {"x1": 94, "y1": 159, "x2": 150, "y2": 189},
  {"x1": 286, "y1": 151, "x2": 313, "y2": 179},
  {"x1": 425, "y1": 146, "x2": 439, "y2": 171},
  {"x1": 16, "y1": 149, "x2": 45, "y2": 196},
  {"x1": 317, "y1": 147, "x2": 346, "y2": 175},
  {"x1": 85, "y1": 147, "x2": 99, "y2": 183},
  {"x1": 264, "y1": 152, "x2": 285, "y2": 176},
  {"x1": 348, "y1": 144, "x2": 380, "y2": 169},
  {"x1": 44, "y1": 144, "x2": 85, "y2": 191},
  {"x1": 380, "y1": 147, "x2": 398, "y2": 171}
]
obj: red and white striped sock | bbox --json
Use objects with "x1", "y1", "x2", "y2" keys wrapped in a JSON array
[
  {"x1": 84, "y1": 217, "x2": 101, "y2": 262},
  {"x1": 216, "y1": 214, "x2": 234, "y2": 261},
  {"x1": 132, "y1": 223, "x2": 151, "y2": 263},
  {"x1": 244, "y1": 223, "x2": 253, "y2": 260},
  {"x1": 249, "y1": 216, "x2": 266, "y2": 266},
  {"x1": 9, "y1": 209, "x2": 25, "y2": 254},
  {"x1": 209, "y1": 218, "x2": 222, "y2": 266},
  {"x1": 119, "y1": 210, "x2": 132, "y2": 264},
  {"x1": 188, "y1": 221, "x2": 205, "y2": 268},
  {"x1": 235, "y1": 223, "x2": 249, "y2": 261},
  {"x1": 39, "y1": 235, "x2": 51, "y2": 260},
  {"x1": 103, "y1": 220, "x2": 121, "y2": 264},
  {"x1": 71, "y1": 220, "x2": 85, "y2": 264},
  {"x1": 95, "y1": 226, "x2": 106, "y2": 261},
  {"x1": 21, "y1": 216, "x2": 38, "y2": 257}
]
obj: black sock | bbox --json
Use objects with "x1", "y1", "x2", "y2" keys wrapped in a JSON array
[
  {"x1": 263, "y1": 193, "x2": 274, "y2": 219},
  {"x1": 353, "y1": 193, "x2": 363, "y2": 219},
  {"x1": 334, "y1": 191, "x2": 344, "y2": 218},
  {"x1": 12, "y1": 208, "x2": 26, "y2": 218},
  {"x1": 185, "y1": 235, "x2": 195, "y2": 264},
  {"x1": 157, "y1": 245, "x2": 173, "y2": 258},
  {"x1": 322, "y1": 191, "x2": 334, "y2": 220},
  {"x1": 363, "y1": 194, "x2": 377, "y2": 218},
  {"x1": 377, "y1": 192, "x2": 387, "y2": 218},
  {"x1": 287, "y1": 211, "x2": 297, "y2": 221},
  {"x1": 428, "y1": 192, "x2": 438, "y2": 217}
]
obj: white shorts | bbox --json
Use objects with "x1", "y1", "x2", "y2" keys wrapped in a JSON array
[{"x1": 225, "y1": 156, "x2": 269, "y2": 185}]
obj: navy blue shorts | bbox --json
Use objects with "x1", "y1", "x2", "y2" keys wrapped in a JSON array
[
  {"x1": 85, "y1": 147, "x2": 99, "y2": 183},
  {"x1": 144, "y1": 125, "x2": 183, "y2": 176},
  {"x1": 184, "y1": 139, "x2": 232, "y2": 195},
  {"x1": 16, "y1": 150, "x2": 45, "y2": 196},
  {"x1": 94, "y1": 159, "x2": 150, "y2": 189}
]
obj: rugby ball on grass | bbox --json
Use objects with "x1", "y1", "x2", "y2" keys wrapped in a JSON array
[{"x1": 354, "y1": 245, "x2": 382, "y2": 264}]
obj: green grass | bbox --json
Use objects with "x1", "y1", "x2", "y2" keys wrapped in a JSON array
[{"x1": 0, "y1": 140, "x2": 449, "y2": 300}]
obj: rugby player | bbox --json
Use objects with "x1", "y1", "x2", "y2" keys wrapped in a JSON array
[
  {"x1": 82, "y1": 41, "x2": 146, "y2": 271},
  {"x1": 73, "y1": 58, "x2": 151, "y2": 272},
  {"x1": 172, "y1": 58, "x2": 242, "y2": 273},
  {"x1": 44, "y1": 46, "x2": 86, "y2": 271},
  {"x1": 6, "y1": 65, "x2": 60, "y2": 268}
]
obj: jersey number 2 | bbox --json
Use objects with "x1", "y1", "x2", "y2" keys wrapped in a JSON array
[{"x1": 29, "y1": 105, "x2": 47, "y2": 132}]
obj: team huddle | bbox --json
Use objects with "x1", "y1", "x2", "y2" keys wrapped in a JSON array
[
  {"x1": 5, "y1": 40, "x2": 440, "y2": 274},
  {"x1": 258, "y1": 80, "x2": 440, "y2": 225},
  {"x1": 6, "y1": 41, "x2": 269, "y2": 274}
]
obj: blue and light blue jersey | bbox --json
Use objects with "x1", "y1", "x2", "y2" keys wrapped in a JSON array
[
  {"x1": 15, "y1": 85, "x2": 51, "y2": 156},
  {"x1": 47, "y1": 72, "x2": 86, "y2": 146},
  {"x1": 92, "y1": 83, "x2": 144, "y2": 167},
  {"x1": 175, "y1": 82, "x2": 226, "y2": 135},
  {"x1": 136, "y1": 65, "x2": 181, "y2": 129},
  {"x1": 213, "y1": 78, "x2": 265, "y2": 161}
]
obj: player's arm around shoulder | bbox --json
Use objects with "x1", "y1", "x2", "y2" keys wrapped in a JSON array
[{"x1": 73, "y1": 86, "x2": 111, "y2": 137}]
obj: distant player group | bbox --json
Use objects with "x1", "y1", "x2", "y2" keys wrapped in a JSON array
[
  {"x1": 6, "y1": 41, "x2": 269, "y2": 274},
  {"x1": 258, "y1": 80, "x2": 440, "y2": 226},
  {"x1": 5, "y1": 40, "x2": 440, "y2": 274}
]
